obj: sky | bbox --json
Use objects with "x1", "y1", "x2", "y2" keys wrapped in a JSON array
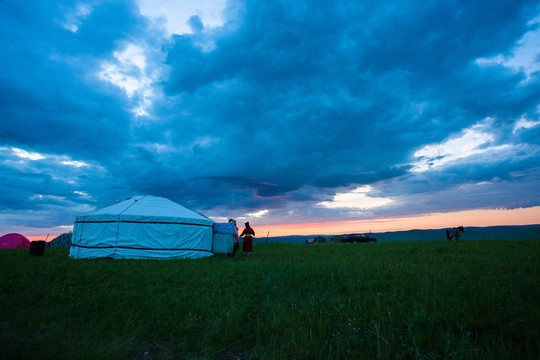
[{"x1": 1, "y1": 0, "x2": 540, "y2": 239}]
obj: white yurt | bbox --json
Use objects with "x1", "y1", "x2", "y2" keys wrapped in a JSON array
[{"x1": 69, "y1": 196, "x2": 214, "y2": 260}]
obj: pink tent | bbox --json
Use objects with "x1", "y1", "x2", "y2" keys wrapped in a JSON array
[{"x1": 0, "y1": 233, "x2": 31, "y2": 248}]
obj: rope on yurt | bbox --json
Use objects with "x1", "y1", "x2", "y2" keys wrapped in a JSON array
[
  {"x1": 112, "y1": 196, "x2": 145, "y2": 258},
  {"x1": 76, "y1": 215, "x2": 86, "y2": 258}
]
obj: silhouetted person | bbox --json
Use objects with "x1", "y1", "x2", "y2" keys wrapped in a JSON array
[
  {"x1": 241, "y1": 222, "x2": 255, "y2": 255},
  {"x1": 228, "y1": 219, "x2": 239, "y2": 257}
]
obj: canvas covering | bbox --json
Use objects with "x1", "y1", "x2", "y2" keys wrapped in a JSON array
[
  {"x1": 69, "y1": 196, "x2": 214, "y2": 260},
  {"x1": 212, "y1": 223, "x2": 236, "y2": 253}
]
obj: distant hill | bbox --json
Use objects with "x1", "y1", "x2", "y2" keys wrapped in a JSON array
[{"x1": 256, "y1": 224, "x2": 540, "y2": 244}]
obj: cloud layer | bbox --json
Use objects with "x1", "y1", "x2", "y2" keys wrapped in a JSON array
[{"x1": 1, "y1": 0, "x2": 540, "y2": 235}]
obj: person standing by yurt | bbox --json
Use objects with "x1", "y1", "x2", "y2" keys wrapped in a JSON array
[
  {"x1": 228, "y1": 219, "x2": 240, "y2": 257},
  {"x1": 240, "y1": 222, "x2": 255, "y2": 255}
]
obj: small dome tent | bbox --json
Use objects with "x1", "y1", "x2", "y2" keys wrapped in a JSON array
[
  {"x1": 69, "y1": 196, "x2": 214, "y2": 260},
  {"x1": 0, "y1": 233, "x2": 31, "y2": 248}
]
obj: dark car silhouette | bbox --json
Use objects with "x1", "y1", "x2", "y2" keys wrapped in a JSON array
[{"x1": 341, "y1": 234, "x2": 377, "y2": 243}]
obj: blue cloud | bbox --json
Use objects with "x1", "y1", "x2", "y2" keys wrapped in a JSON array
[
  {"x1": 188, "y1": 15, "x2": 204, "y2": 33},
  {"x1": 1, "y1": 0, "x2": 539, "y2": 235},
  {"x1": 154, "y1": 0, "x2": 540, "y2": 216}
]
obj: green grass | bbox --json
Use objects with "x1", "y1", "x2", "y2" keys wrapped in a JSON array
[{"x1": 1, "y1": 240, "x2": 539, "y2": 359}]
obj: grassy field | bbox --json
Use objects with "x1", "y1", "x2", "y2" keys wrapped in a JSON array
[{"x1": 1, "y1": 240, "x2": 538, "y2": 359}]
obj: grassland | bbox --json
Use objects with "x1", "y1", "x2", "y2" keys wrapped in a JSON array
[{"x1": 1, "y1": 240, "x2": 538, "y2": 359}]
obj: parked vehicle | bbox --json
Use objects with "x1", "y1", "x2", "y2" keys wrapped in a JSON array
[{"x1": 341, "y1": 233, "x2": 377, "y2": 243}]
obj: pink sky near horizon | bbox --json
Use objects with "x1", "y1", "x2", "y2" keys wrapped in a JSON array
[
  {"x1": 23, "y1": 206, "x2": 540, "y2": 241},
  {"x1": 255, "y1": 206, "x2": 540, "y2": 237},
  {"x1": 26, "y1": 234, "x2": 56, "y2": 242}
]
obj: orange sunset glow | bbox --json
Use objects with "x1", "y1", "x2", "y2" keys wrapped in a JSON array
[
  {"x1": 20, "y1": 206, "x2": 540, "y2": 241},
  {"x1": 257, "y1": 206, "x2": 540, "y2": 237}
]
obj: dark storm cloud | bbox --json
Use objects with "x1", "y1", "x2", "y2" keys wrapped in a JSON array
[
  {"x1": 1, "y1": 0, "x2": 539, "y2": 234},
  {"x1": 0, "y1": 0, "x2": 154, "y2": 229},
  {"x1": 156, "y1": 0, "x2": 540, "y2": 216},
  {"x1": 0, "y1": 0, "x2": 147, "y2": 159}
]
